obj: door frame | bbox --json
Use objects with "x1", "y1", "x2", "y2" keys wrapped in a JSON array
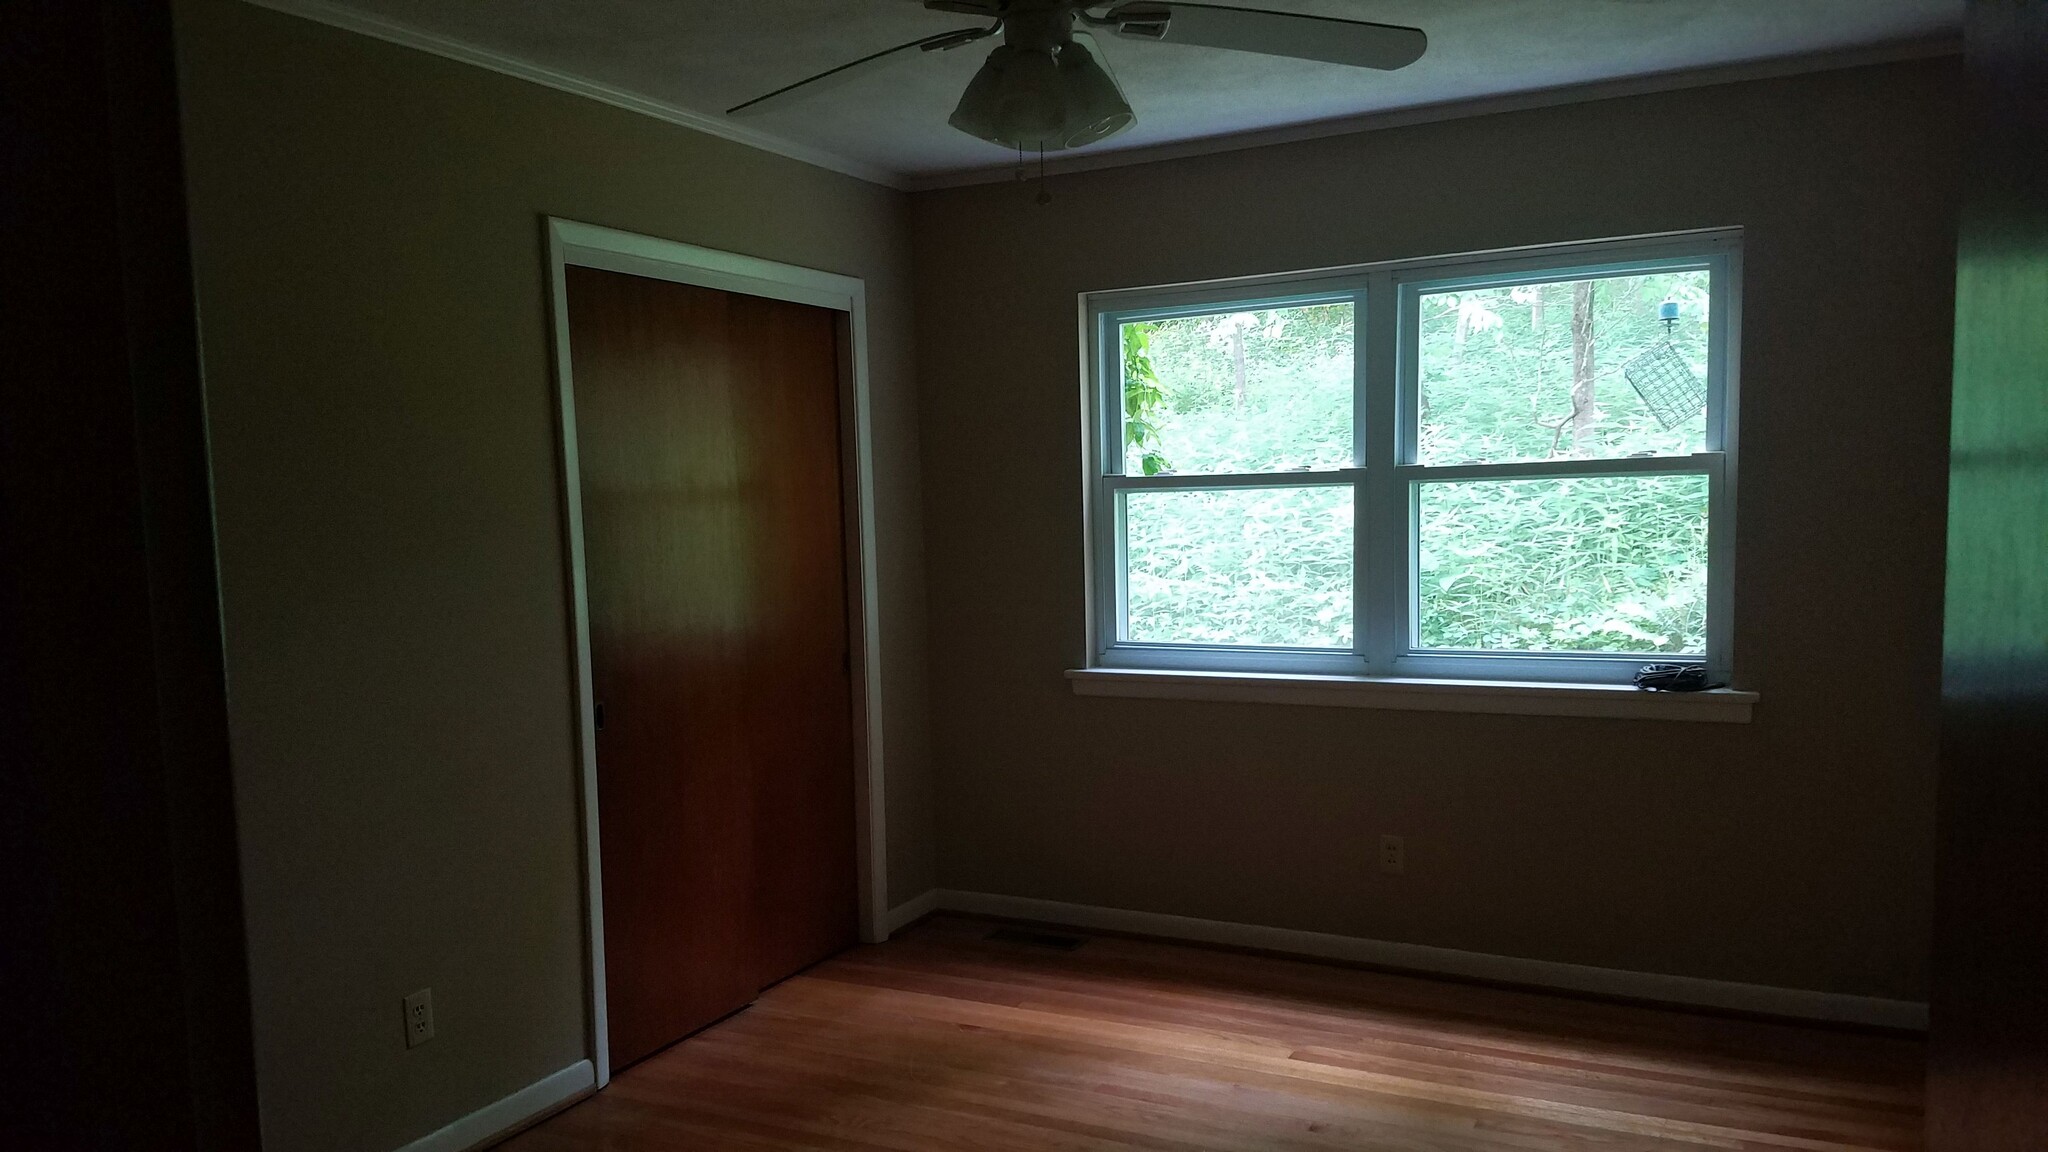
[{"x1": 543, "y1": 217, "x2": 891, "y2": 1088}]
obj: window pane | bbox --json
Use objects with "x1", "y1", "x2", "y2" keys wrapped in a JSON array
[
  {"x1": 1416, "y1": 270, "x2": 1709, "y2": 466},
  {"x1": 1417, "y1": 475, "x2": 1708, "y2": 655},
  {"x1": 1124, "y1": 486, "x2": 1352, "y2": 647},
  {"x1": 1120, "y1": 302, "x2": 1353, "y2": 476}
]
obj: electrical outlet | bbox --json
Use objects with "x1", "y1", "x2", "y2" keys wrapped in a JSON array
[
  {"x1": 403, "y1": 988, "x2": 435, "y2": 1048},
  {"x1": 1379, "y1": 834, "x2": 1406, "y2": 875}
]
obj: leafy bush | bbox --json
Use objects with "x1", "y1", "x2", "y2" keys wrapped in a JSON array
[
  {"x1": 1126, "y1": 486, "x2": 1353, "y2": 647},
  {"x1": 1419, "y1": 476, "x2": 1707, "y2": 654}
]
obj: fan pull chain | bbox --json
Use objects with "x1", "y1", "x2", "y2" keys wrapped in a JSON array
[{"x1": 1013, "y1": 144, "x2": 1051, "y2": 205}]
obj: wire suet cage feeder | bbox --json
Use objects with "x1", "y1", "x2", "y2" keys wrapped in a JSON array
[{"x1": 1623, "y1": 297, "x2": 1706, "y2": 430}]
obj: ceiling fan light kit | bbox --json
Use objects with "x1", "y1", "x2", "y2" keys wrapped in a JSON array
[
  {"x1": 1055, "y1": 39, "x2": 1136, "y2": 147},
  {"x1": 950, "y1": 35, "x2": 1134, "y2": 150},
  {"x1": 728, "y1": 1, "x2": 1427, "y2": 155}
]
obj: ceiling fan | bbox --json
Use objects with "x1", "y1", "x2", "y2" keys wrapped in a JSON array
[{"x1": 727, "y1": 1, "x2": 1428, "y2": 153}]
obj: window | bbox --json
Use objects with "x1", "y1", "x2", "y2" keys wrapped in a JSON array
[{"x1": 1083, "y1": 232, "x2": 1739, "y2": 685}]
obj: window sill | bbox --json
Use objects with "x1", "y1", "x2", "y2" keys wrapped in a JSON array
[{"x1": 1065, "y1": 668, "x2": 1757, "y2": 723}]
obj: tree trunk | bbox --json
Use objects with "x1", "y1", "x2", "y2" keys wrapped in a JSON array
[
  {"x1": 1231, "y1": 325, "x2": 1247, "y2": 411},
  {"x1": 1570, "y1": 280, "x2": 1597, "y2": 446}
]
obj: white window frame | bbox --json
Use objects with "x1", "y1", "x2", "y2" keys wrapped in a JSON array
[{"x1": 1081, "y1": 229, "x2": 1742, "y2": 687}]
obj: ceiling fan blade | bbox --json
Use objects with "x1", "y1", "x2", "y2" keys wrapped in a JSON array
[
  {"x1": 728, "y1": 25, "x2": 997, "y2": 117},
  {"x1": 1107, "y1": 3, "x2": 1426, "y2": 71}
]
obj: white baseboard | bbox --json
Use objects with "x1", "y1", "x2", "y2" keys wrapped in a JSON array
[
  {"x1": 931, "y1": 890, "x2": 1928, "y2": 1031},
  {"x1": 886, "y1": 888, "x2": 940, "y2": 933},
  {"x1": 395, "y1": 1059, "x2": 595, "y2": 1152}
]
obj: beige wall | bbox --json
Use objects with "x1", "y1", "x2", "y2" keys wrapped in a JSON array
[
  {"x1": 172, "y1": 1, "x2": 933, "y2": 1148},
  {"x1": 911, "y1": 59, "x2": 1959, "y2": 1002},
  {"x1": 175, "y1": 3, "x2": 1956, "y2": 1140}
]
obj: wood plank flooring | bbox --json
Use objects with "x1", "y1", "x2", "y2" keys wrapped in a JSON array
[{"x1": 502, "y1": 915, "x2": 1924, "y2": 1151}]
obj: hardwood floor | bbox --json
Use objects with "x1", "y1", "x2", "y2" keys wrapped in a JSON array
[{"x1": 504, "y1": 915, "x2": 1924, "y2": 1151}]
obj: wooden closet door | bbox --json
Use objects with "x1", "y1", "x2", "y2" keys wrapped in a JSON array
[
  {"x1": 566, "y1": 267, "x2": 857, "y2": 1072},
  {"x1": 725, "y1": 293, "x2": 861, "y2": 988}
]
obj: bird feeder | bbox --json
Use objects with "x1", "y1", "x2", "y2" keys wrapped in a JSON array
[{"x1": 1624, "y1": 297, "x2": 1707, "y2": 430}]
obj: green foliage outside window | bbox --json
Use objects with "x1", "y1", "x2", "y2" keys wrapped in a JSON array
[
  {"x1": 1117, "y1": 273, "x2": 1711, "y2": 655},
  {"x1": 1418, "y1": 475, "x2": 1708, "y2": 654},
  {"x1": 1126, "y1": 486, "x2": 1353, "y2": 648},
  {"x1": 1121, "y1": 321, "x2": 1170, "y2": 476}
]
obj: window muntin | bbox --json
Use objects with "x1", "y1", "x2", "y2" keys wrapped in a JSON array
[{"x1": 1088, "y1": 234, "x2": 1738, "y2": 684}]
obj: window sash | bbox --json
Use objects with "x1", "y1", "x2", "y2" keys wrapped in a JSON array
[{"x1": 1084, "y1": 231, "x2": 1740, "y2": 685}]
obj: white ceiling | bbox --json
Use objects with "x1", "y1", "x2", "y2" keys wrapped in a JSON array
[{"x1": 290, "y1": 0, "x2": 1962, "y2": 182}]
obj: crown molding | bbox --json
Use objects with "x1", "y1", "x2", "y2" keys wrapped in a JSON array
[
  {"x1": 904, "y1": 32, "x2": 1964, "y2": 192},
  {"x1": 231, "y1": 2, "x2": 1957, "y2": 199},
  {"x1": 236, "y1": 0, "x2": 908, "y2": 189}
]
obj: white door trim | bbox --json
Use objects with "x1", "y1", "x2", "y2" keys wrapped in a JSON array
[{"x1": 543, "y1": 217, "x2": 891, "y2": 1089}]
